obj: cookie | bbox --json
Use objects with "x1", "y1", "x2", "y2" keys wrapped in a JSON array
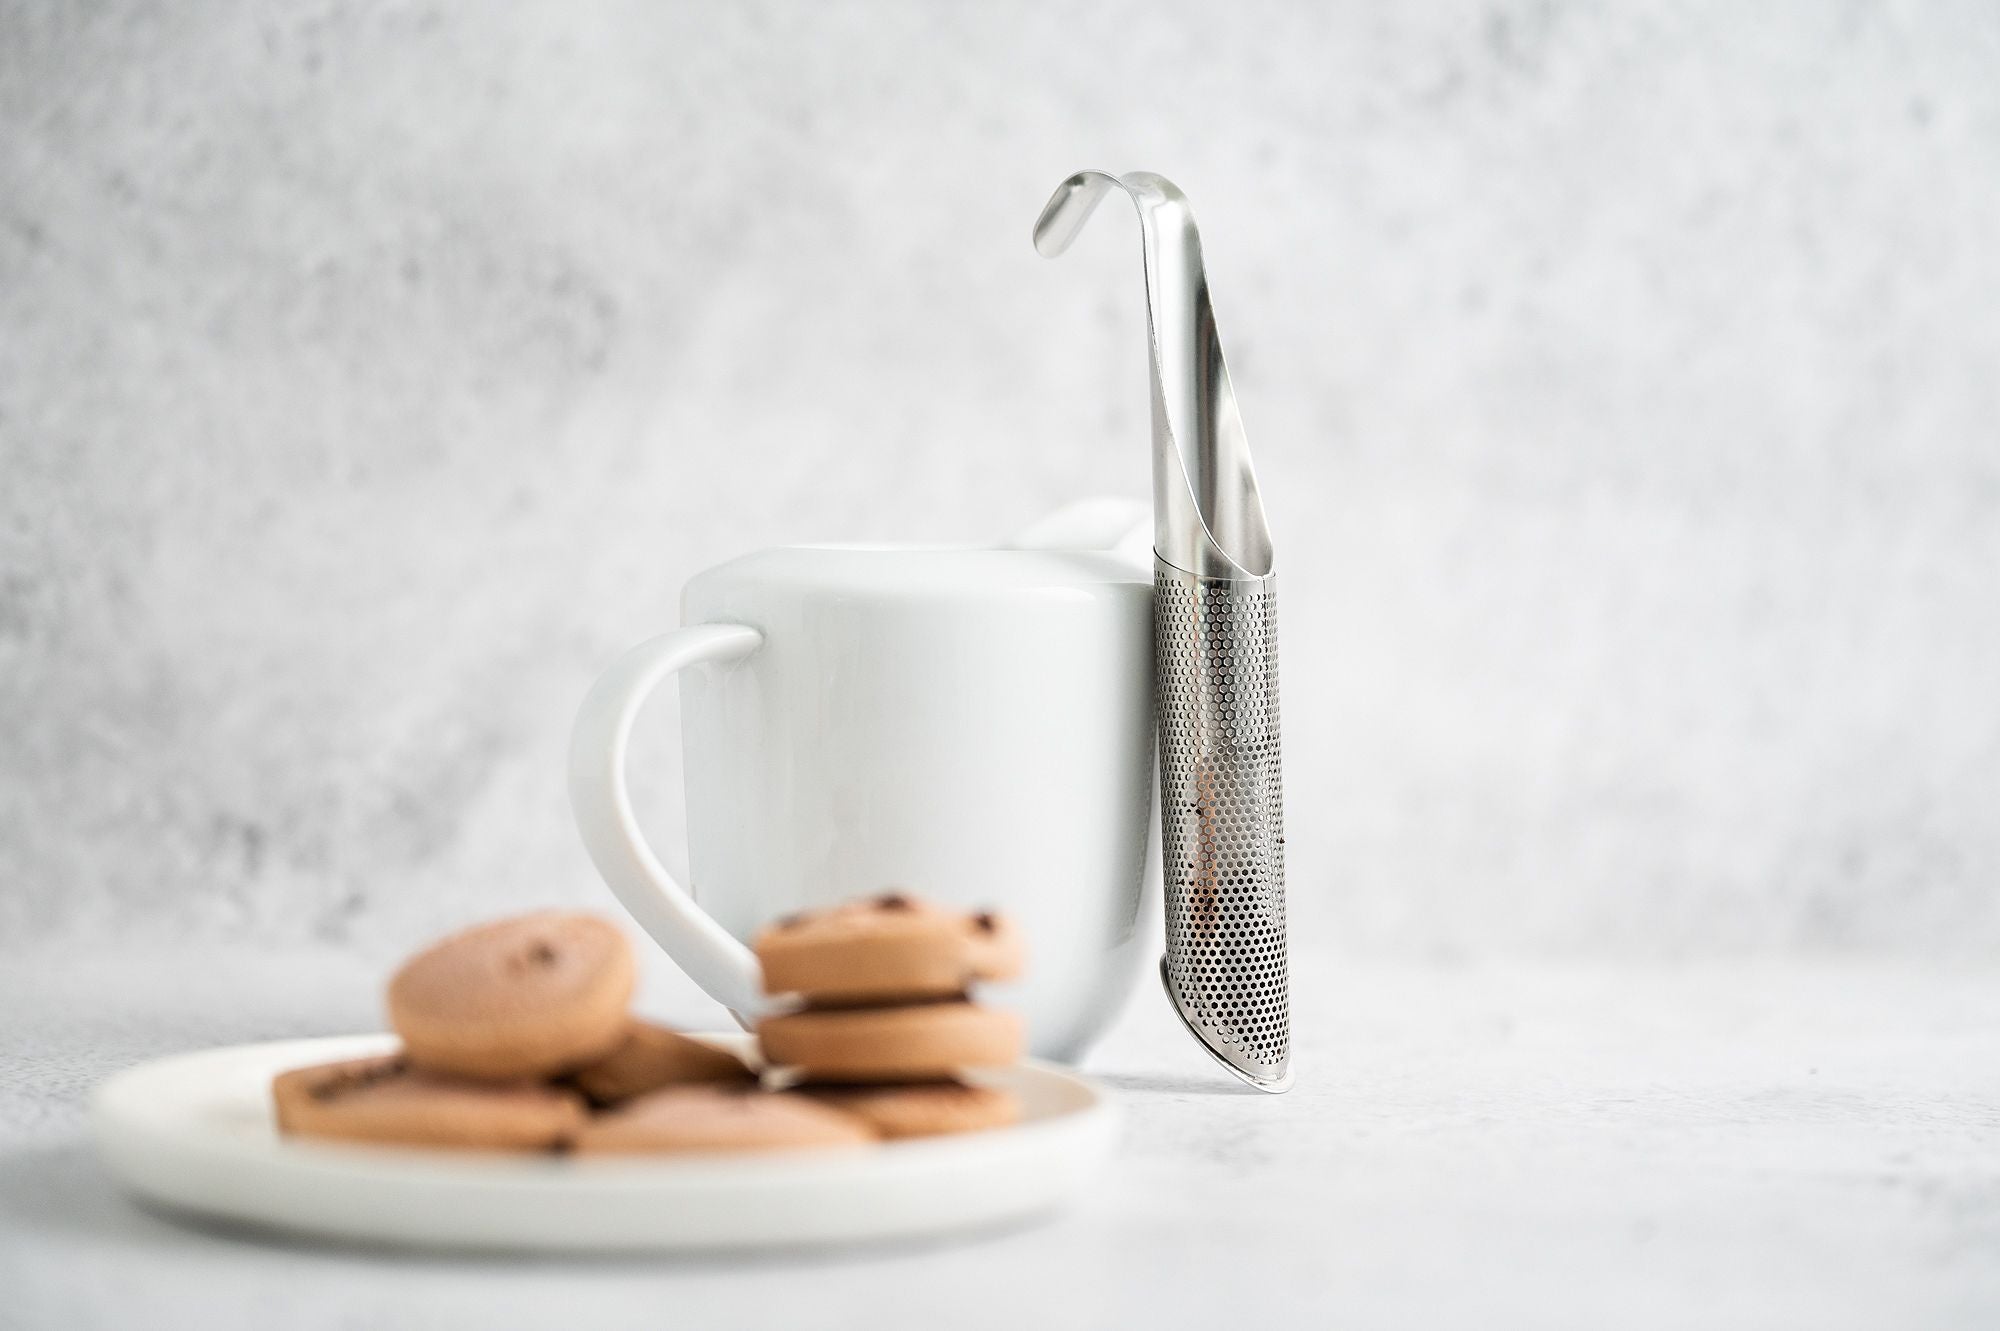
[
  {"x1": 272, "y1": 1055, "x2": 585, "y2": 1151},
  {"x1": 388, "y1": 912, "x2": 635, "y2": 1080},
  {"x1": 757, "y1": 1000, "x2": 1024, "y2": 1082},
  {"x1": 755, "y1": 893, "x2": 1024, "y2": 1002},
  {"x1": 571, "y1": 1085, "x2": 877, "y2": 1155},
  {"x1": 801, "y1": 1079, "x2": 1021, "y2": 1139},
  {"x1": 568, "y1": 1020, "x2": 756, "y2": 1105}
]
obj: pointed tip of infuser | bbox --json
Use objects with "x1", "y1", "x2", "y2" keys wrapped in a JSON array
[{"x1": 1159, "y1": 957, "x2": 1294, "y2": 1094}]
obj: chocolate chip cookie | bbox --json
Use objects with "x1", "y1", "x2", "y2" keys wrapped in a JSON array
[
  {"x1": 388, "y1": 913, "x2": 634, "y2": 1080},
  {"x1": 754, "y1": 893, "x2": 1023, "y2": 1002}
]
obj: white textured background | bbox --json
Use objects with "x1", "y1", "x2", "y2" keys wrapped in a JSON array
[{"x1": 5, "y1": 0, "x2": 1999, "y2": 963}]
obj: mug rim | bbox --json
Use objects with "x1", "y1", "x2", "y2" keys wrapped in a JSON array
[{"x1": 685, "y1": 543, "x2": 1152, "y2": 601}]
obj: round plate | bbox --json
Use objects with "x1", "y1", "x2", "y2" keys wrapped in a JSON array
[{"x1": 91, "y1": 1034, "x2": 1118, "y2": 1253}]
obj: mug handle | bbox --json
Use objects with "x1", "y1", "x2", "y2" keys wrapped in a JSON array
[{"x1": 568, "y1": 623, "x2": 766, "y2": 1016}]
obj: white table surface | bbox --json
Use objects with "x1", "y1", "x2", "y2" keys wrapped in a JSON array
[{"x1": 3, "y1": 944, "x2": 1996, "y2": 1330}]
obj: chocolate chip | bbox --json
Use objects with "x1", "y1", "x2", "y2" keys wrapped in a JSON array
[
  {"x1": 310, "y1": 1059, "x2": 403, "y2": 1101},
  {"x1": 875, "y1": 893, "x2": 912, "y2": 911},
  {"x1": 972, "y1": 911, "x2": 998, "y2": 933},
  {"x1": 775, "y1": 912, "x2": 808, "y2": 930},
  {"x1": 505, "y1": 939, "x2": 559, "y2": 973}
]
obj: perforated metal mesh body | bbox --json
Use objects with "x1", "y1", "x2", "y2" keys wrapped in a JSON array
[{"x1": 1155, "y1": 563, "x2": 1290, "y2": 1088}]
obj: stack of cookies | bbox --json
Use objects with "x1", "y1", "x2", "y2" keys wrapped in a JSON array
[
  {"x1": 754, "y1": 893, "x2": 1026, "y2": 1137},
  {"x1": 271, "y1": 895, "x2": 1029, "y2": 1155}
]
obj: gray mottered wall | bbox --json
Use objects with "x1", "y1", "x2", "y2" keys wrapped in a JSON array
[{"x1": 5, "y1": 1, "x2": 1997, "y2": 960}]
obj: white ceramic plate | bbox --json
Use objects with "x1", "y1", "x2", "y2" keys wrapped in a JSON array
[{"x1": 92, "y1": 1034, "x2": 1117, "y2": 1253}]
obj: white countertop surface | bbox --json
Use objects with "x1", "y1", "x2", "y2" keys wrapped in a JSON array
[{"x1": 3, "y1": 945, "x2": 1996, "y2": 1330}]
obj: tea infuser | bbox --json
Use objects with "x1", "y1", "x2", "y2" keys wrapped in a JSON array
[{"x1": 1035, "y1": 170, "x2": 1292, "y2": 1092}]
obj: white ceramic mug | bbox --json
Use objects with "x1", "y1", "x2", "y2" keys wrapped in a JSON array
[{"x1": 568, "y1": 502, "x2": 1157, "y2": 1060}]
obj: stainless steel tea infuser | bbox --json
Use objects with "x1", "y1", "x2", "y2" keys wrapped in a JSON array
[{"x1": 1034, "y1": 170, "x2": 1292, "y2": 1092}]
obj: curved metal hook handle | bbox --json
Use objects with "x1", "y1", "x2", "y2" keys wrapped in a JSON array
[{"x1": 1034, "y1": 170, "x2": 1274, "y2": 580}]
